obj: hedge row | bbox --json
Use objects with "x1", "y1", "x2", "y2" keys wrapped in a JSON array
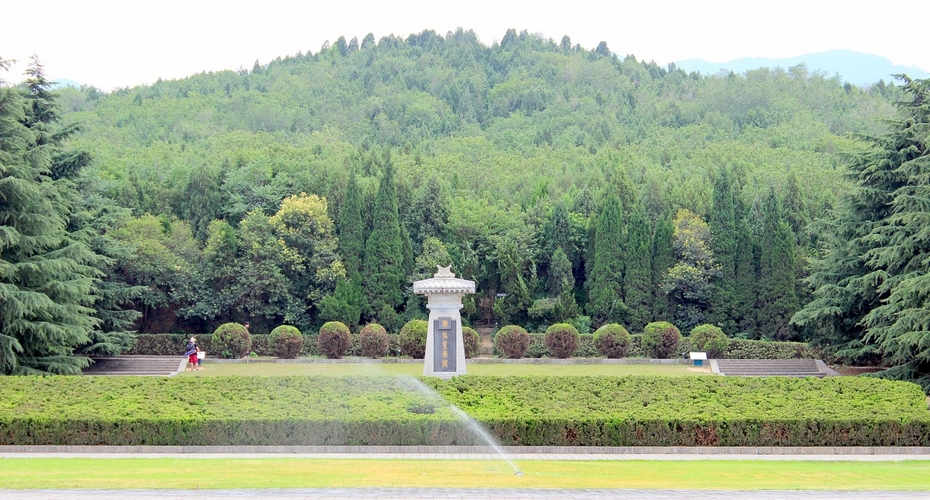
[
  {"x1": 1, "y1": 375, "x2": 926, "y2": 446},
  {"x1": 133, "y1": 333, "x2": 822, "y2": 360},
  {"x1": 502, "y1": 334, "x2": 823, "y2": 360},
  {"x1": 127, "y1": 334, "x2": 403, "y2": 358}
]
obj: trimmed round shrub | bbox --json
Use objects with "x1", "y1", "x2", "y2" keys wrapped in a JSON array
[
  {"x1": 399, "y1": 319, "x2": 428, "y2": 359},
  {"x1": 463, "y1": 326, "x2": 480, "y2": 359},
  {"x1": 545, "y1": 323, "x2": 580, "y2": 359},
  {"x1": 317, "y1": 321, "x2": 351, "y2": 359},
  {"x1": 359, "y1": 323, "x2": 389, "y2": 358},
  {"x1": 494, "y1": 325, "x2": 530, "y2": 359},
  {"x1": 642, "y1": 321, "x2": 682, "y2": 359},
  {"x1": 690, "y1": 324, "x2": 730, "y2": 359},
  {"x1": 212, "y1": 322, "x2": 252, "y2": 359},
  {"x1": 269, "y1": 325, "x2": 303, "y2": 359},
  {"x1": 593, "y1": 323, "x2": 631, "y2": 358}
]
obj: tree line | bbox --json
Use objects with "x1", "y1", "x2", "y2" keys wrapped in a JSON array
[{"x1": 2, "y1": 30, "x2": 927, "y2": 388}]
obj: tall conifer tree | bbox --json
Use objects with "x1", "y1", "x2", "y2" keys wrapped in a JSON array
[
  {"x1": 709, "y1": 166, "x2": 738, "y2": 333},
  {"x1": 651, "y1": 214, "x2": 675, "y2": 323},
  {"x1": 363, "y1": 151, "x2": 405, "y2": 315},
  {"x1": 0, "y1": 57, "x2": 100, "y2": 374},
  {"x1": 624, "y1": 203, "x2": 653, "y2": 331},
  {"x1": 756, "y1": 187, "x2": 799, "y2": 340},
  {"x1": 586, "y1": 191, "x2": 625, "y2": 325}
]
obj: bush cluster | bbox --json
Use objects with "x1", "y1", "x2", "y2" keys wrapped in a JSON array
[
  {"x1": 593, "y1": 324, "x2": 631, "y2": 358},
  {"x1": 359, "y1": 323, "x2": 389, "y2": 358},
  {"x1": 544, "y1": 323, "x2": 579, "y2": 358},
  {"x1": 399, "y1": 319, "x2": 428, "y2": 359},
  {"x1": 689, "y1": 324, "x2": 729, "y2": 359},
  {"x1": 462, "y1": 326, "x2": 480, "y2": 359},
  {"x1": 494, "y1": 325, "x2": 530, "y2": 358},
  {"x1": 642, "y1": 322, "x2": 681, "y2": 359},
  {"x1": 212, "y1": 323, "x2": 252, "y2": 358},
  {"x1": 317, "y1": 321, "x2": 351, "y2": 359},
  {"x1": 269, "y1": 325, "x2": 303, "y2": 359}
]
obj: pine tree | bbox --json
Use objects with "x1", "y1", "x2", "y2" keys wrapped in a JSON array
[
  {"x1": 363, "y1": 152, "x2": 405, "y2": 315},
  {"x1": 586, "y1": 191, "x2": 625, "y2": 326},
  {"x1": 0, "y1": 57, "x2": 99, "y2": 374},
  {"x1": 756, "y1": 187, "x2": 799, "y2": 340},
  {"x1": 624, "y1": 203, "x2": 653, "y2": 331}
]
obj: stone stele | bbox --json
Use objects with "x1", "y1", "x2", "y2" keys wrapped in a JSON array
[{"x1": 412, "y1": 265, "x2": 476, "y2": 378}]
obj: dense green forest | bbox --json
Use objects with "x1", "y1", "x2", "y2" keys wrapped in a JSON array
[{"x1": 2, "y1": 29, "x2": 928, "y2": 387}]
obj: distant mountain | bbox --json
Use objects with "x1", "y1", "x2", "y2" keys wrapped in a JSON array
[
  {"x1": 675, "y1": 50, "x2": 930, "y2": 87},
  {"x1": 50, "y1": 78, "x2": 82, "y2": 89}
]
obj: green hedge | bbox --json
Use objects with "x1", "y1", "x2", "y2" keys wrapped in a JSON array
[
  {"x1": 1, "y1": 375, "x2": 926, "y2": 446},
  {"x1": 505, "y1": 334, "x2": 821, "y2": 360},
  {"x1": 127, "y1": 334, "x2": 402, "y2": 358}
]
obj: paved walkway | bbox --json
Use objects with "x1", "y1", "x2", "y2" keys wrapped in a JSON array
[{"x1": 1, "y1": 488, "x2": 928, "y2": 499}]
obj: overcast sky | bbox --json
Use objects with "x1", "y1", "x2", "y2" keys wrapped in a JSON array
[{"x1": 2, "y1": 0, "x2": 929, "y2": 91}]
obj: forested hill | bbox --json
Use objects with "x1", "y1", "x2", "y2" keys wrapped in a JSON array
[
  {"x1": 54, "y1": 28, "x2": 900, "y2": 333},
  {"x1": 6, "y1": 29, "x2": 926, "y2": 378}
]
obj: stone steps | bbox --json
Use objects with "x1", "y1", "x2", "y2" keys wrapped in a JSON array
[
  {"x1": 714, "y1": 359, "x2": 833, "y2": 377},
  {"x1": 82, "y1": 356, "x2": 185, "y2": 377}
]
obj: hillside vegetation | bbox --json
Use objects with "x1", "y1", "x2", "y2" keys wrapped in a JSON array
[{"x1": 4, "y1": 30, "x2": 928, "y2": 387}]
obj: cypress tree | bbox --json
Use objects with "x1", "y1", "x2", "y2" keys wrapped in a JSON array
[
  {"x1": 651, "y1": 214, "x2": 675, "y2": 322},
  {"x1": 733, "y1": 202, "x2": 757, "y2": 336},
  {"x1": 708, "y1": 166, "x2": 738, "y2": 333},
  {"x1": 337, "y1": 168, "x2": 365, "y2": 283},
  {"x1": 363, "y1": 152, "x2": 405, "y2": 314},
  {"x1": 586, "y1": 191, "x2": 625, "y2": 326},
  {"x1": 756, "y1": 187, "x2": 799, "y2": 340},
  {"x1": 624, "y1": 203, "x2": 653, "y2": 331}
]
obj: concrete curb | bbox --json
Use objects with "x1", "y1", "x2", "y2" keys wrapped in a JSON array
[{"x1": 3, "y1": 445, "x2": 929, "y2": 455}]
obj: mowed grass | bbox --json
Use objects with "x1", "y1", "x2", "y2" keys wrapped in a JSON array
[
  {"x1": 1, "y1": 458, "x2": 928, "y2": 490},
  {"x1": 182, "y1": 361, "x2": 710, "y2": 377}
]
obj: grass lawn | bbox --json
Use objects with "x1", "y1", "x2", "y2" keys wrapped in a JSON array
[
  {"x1": 1, "y1": 458, "x2": 928, "y2": 490},
  {"x1": 182, "y1": 361, "x2": 710, "y2": 377}
]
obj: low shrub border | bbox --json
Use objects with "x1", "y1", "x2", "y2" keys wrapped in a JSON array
[
  {"x1": 0, "y1": 375, "x2": 926, "y2": 447},
  {"x1": 129, "y1": 334, "x2": 824, "y2": 361}
]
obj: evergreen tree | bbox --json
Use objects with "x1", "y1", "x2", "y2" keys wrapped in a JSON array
[
  {"x1": 549, "y1": 247, "x2": 575, "y2": 297},
  {"x1": 586, "y1": 191, "x2": 625, "y2": 325},
  {"x1": 795, "y1": 78, "x2": 930, "y2": 386},
  {"x1": 756, "y1": 187, "x2": 799, "y2": 340},
  {"x1": 337, "y1": 168, "x2": 365, "y2": 283},
  {"x1": 363, "y1": 152, "x2": 405, "y2": 315},
  {"x1": 651, "y1": 214, "x2": 675, "y2": 323},
  {"x1": 623, "y1": 203, "x2": 653, "y2": 331},
  {"x1": 708, "y1": 166, "x2": 738, "y2": 333},
  {"x1": 0, "y1": 57, "x2": 99, "y2": 374},
  {"x1": 733, "y1": 201, "x2": 758, "y2": 335}
]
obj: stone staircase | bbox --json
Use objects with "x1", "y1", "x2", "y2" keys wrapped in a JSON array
[
  {"x1": 475, "y1": 327, "x2": 495, "y2": 357},
  {"x1": 82, "y1": 355, "x2": 186, "y2": 376},
  {"x1": 712, "y1": 359, "x2": 838, "y2": 378}
]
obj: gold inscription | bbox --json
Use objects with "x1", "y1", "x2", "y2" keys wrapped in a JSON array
[{"x1": 442, "y1": 360, "x2": 448, "y2": 368}]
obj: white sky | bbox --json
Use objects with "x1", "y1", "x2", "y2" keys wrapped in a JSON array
[{"x1": 2, "y1": 0, "x2": 929, "y2": 91}]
